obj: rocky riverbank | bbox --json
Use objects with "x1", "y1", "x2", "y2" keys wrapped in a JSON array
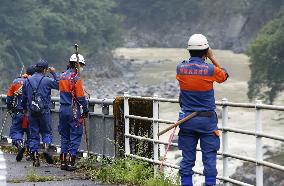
[
  {"x1": 83, "y1": 57, "x2": 179, "y2": 99},
  {"x1": 231, "y1": 146, "x2": 284, "y2": 185}
]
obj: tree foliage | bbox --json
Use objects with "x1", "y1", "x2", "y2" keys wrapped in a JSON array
[
  {"x1": 116, "y1": 0, "x2": 200, "y2": 30},
  {"x1": 248, "y1": 6, "x2": 284, "y2": 103},
  {"x1": 0, "y1": 0, "x2": 122, "y2": 90}
]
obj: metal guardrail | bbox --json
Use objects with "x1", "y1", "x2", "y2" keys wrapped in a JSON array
[
  {"x1": 0, "y1": 94, "x2": 115, "y2": 157},
  {"x1": 123, "y1": 92, "x2": 284, "y2": 186},
  {"x1": 1, "y1": 92, "x2": 284, "y2": 185}
]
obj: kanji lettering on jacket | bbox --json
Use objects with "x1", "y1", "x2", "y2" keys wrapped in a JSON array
[{"x1": 176, "y1": 57, "x2": 228, "y2": 112}]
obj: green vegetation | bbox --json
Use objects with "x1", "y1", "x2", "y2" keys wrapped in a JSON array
[
  {"x1": 248, "y1": 6, "x2": 284, "y2": 103},
  {"x1": 9, "y1": 178, "x2": 22, "y2": 183},
  {"x1": 0, "y1": 0, "x2": 123, "y2": 90},
  {"x1": 0, "y1": 145, "x2": 18, "y2": 153},
  {"x1": 117, "y1": 0, "x2": 200, "y2": 30},
  {"x1": 77, "y1": 156, "x2": 178, "y2": 186},
  {"x1": 26, "y1": 169, "x2": 54, "y2": 182}
]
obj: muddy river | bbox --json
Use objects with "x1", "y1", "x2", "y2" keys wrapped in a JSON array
[{"x1": 114, "y1": 48, "x2": 284, "y2": 184}]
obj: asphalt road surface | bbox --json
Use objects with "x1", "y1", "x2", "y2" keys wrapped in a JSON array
[{"x1": 2, "y1": 150, "x2": 116, "y2": 186}]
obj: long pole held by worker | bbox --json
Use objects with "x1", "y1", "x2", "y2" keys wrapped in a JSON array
[
  {"x1": 0, "y1": 111, "x2": 9, "y2": 139},
  {"x1": 159, "y1": 111, "x2": 199, "y2": 168},
  {"x1": 74, "y1": 44, "x2": 90, "y2": 156},
  {"x1": 158, "y1": 112, "x2": 199, "y2": 136},
  {"x1": 1, "y1": 42, "x2": 26, "y2": 138},
  {"x1": 74, "y1": 44, "x2": 80, "y2": 76}
]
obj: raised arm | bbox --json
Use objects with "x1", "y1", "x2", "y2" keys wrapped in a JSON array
[
  {"x1": 206, "y1": 48, "x2": 229, "y2": 83},
  {"x1": 22, "y1": 81, "x2": 28, "y2": 111},
  {"x1": 48, "y1": 67, "x2": 59, "y2": 90}
]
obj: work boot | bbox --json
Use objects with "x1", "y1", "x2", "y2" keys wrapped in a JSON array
[
  {"x1": 60, "y1": 153, "x2": 67, "y2": 170},
  {"x1": 66, "y1": 155, "x2": 77, "y2": 171},
  {"x1": 25, "y1": 147, "x2": 32, "y2": 161},
  {"x1": 16, "y1": 141, "x2": 25, "y2": 162},
  {"x1": 32, "y1": 152, "x2": 40, "y2": 167},
  {"x1": 43, "y1": 143, "x2": 54, "y2": 164}
]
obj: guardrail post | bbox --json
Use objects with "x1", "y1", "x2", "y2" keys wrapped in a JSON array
[
  {"x1": 222, "y1": 98, "x2": 229, "y2": 186},
  {"x1": 88, "y1": 102, "x2": 95, "y2": 113},
  {"x1": 255, "y1": 100, "x2": 263, "y2": 186},
  {"x1": 153, "y1": 94, "x2": 159, "y2": 176},
  {"x1": 0, "y1": 95, "x2": 7, "y2": 138},
  {"x1": 102, "y1": 105, "x2": 109, "y2": 115},
  {"x1": 124, "y1": 92, "x2": 130, "y2": 156},
  {"x1": 0, "y1": 95, "x2": 4, "y2": 121},
  {"x1": 102, "y1": 101, "x2": 109, "y2": 157}
]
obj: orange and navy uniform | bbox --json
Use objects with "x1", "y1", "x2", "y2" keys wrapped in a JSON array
[
  {"x1": 177, "y1": 57, "x2": 229, "y2": 182},
  {"x1": 58, "y1": 68, "x2": 88, "y2": 156},
  {"x1": 59, "y1": 69, "x2": 88, "y2": 111},
  {"x1": 176, "y1": 57, "x2": 228, "y2": 112},
  {"x1": 7, "y1": 75, "x2": 29, "y2": 146},
  {"x1": 6, "y1": 76, "x2": 27, "y2": 110}
]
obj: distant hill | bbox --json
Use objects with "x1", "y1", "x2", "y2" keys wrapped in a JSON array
[{"x1": 117, "y1": 0, "x2": 284, "y2": 53}]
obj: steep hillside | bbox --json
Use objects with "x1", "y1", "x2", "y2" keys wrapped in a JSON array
[{"x1": 117, "y1": 0, "x2": 284, "y2": 52}]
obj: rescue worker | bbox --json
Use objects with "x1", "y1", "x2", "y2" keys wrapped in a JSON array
[
  {"x1": 176, "y1": 34, "x2": 229, "y2": 186},
  {"x1": 22, "y1": 59, "x2": 59, "y2": 167},
  {"x1": 7, "y1": 66, "x2": 35, "y2": 162},
  {"x1": 58, "y1": 54, "x2": 89, "y2": 171}
]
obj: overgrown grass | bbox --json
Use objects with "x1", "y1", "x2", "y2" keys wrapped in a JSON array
[
  {"x1": 77, "y1": 156, "x2": 179, "y2": 186},
  {"x1": 0, "y1": 145, "x2": 18, "y2": 153},
  {"x1": 26, "y1": 169, "x2": 54, "y2": 182},
  {"x1": 9, "y1": 178, "x2": 22, "y2": 183}
]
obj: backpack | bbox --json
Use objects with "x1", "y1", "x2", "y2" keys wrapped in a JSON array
[{"x1": 27, "y1": 76, "x2": 45, "y2": 117}]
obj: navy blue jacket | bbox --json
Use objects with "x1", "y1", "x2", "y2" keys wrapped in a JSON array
[{"x1": 22, "y1": 72, "x2": 59, "y2": 112}]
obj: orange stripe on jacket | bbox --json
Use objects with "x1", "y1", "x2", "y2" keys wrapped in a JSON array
[
  {"x1": 59, "y1": 78, "x2": 85, "y2": 97},
  {"x1": 176, "y1": 66, "x2": 228, "y2": 91},
  {"x1": 75, "y1": 79, "x2": 85, "y2": 97},
  {"x1": 213, "y1": 67, "x2": 228, "y2": 83},
  {"x1": 176, "y1": 74, "x2": 214, "y2": 91},
  {"x1": 59, "y1": 79, "x2": 71, "y2": 92},
  {"x1": 7, "y1": 83, "x2": 22, "y2": 96}
]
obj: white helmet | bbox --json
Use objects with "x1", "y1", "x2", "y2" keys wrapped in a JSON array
[
  {"x1": 69, "y1": 54, "x2": 85, "y2": 65},
  {"x1": 187, "y1": 34, "x2": 209, "y2": 50}
]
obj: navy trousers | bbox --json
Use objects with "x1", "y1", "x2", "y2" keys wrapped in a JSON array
[
  {"x1": 9, "y1": 112, "x2": 24, "y2": 146},
  {"x1": 28, "y1": 111, "x2": 52, "y2": 152},
  {"x1": 178, "y1": 111, "x2": 220, "y2": 186},
  {"x1": 58, "y1": 105, "x2": 83, "y2": 156}
]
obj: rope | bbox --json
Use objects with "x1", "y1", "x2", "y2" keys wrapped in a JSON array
[
  {"x1": 0, "y1": 111, "x2": 9, "y2": 138},
  {"x1": 68, "y1": 70, "x2": 83, "y2": 127},
  {"x1": 160, "y1": 126, "x2": 177, "y2": 169},
  {"x1": 69, "y1": 71, "x2": 90, "y2": 156}
]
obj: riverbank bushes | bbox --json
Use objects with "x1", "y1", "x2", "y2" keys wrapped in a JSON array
[{"x1": 77, "y1": 156, "x2": 178, "y2": 186}]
